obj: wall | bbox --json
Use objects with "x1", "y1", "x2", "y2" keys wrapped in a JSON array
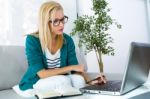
[
  {"x1": 1, "y1": 0, "x2": 149, "y2": 77},
  {"x1": 77, "y1": 0, "x2": 150, "y2": 75}
]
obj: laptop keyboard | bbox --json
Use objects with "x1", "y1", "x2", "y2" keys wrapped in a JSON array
[{"x1": 82, "y1": 80, "x2": 122, "y2": 92}]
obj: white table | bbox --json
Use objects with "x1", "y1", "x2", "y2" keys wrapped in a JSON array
[{"x1": 59, "y1": 73, "x2": 150, "y2": 99}]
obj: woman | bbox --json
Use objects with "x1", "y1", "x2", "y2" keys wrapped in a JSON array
[{"x1": 13, "y1": 1, "x2": 106, "y2": 97}]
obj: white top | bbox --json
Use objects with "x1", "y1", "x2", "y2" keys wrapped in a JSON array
[{"x1": 45, "y1": 48, "x2": 60, "y2": 69}]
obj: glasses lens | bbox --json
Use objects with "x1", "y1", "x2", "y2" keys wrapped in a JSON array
[
  {"x1": 50, "y1": 16, "x2": 68, "y2": 26},
  {"x1": 53, "y1": 20, "x2": 59, "y2": 26},
  {"x1": 58, "y1": 16, "x2": 68, "y2": 24},
  {"x1": 64, "y1": 16, "x2": 68, "y2": 23}
]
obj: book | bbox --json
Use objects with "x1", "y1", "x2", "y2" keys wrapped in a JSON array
[{"x1": 34, "y1": 87, "x2": 82, "y2": 99}]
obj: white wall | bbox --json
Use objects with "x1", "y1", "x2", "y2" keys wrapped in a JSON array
[{"x1": 77, "y1": 0, "x2": 150, "y2": 74}]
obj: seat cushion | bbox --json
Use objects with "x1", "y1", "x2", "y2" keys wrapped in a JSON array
[
  {"x1": 0, "y1": 46, "x2": 28, "y2": 90},
  {"x1": 0, "y1": 89, "x2": 36, "y2": 99}
]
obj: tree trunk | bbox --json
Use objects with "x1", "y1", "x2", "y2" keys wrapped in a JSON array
[
  {"x1": 94, "y1": 46, "x2": 104, "y2": 73},
  {"x1": 98, "y1": 50, "x2": 104, "y2": 73}
]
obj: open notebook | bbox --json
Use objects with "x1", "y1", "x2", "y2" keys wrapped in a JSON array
[
  {"x1": 34, "y1": 86, "x2": 82, "y2": 99},
  {"x1": 80, "y1": 42, "x2": 150, "y2": 95}
]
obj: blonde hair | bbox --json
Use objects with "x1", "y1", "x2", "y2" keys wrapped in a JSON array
[{"x1": 39, "y1": 1, "x2": 64, "y2": 52}]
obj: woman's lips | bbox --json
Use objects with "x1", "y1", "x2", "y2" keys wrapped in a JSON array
[{"x1": 58, "y1": 29, "x2": 63, "y2": 32}]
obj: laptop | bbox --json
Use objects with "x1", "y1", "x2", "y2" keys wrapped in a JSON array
[{"x1": 80, "y1": 42, "x2": 150, "y2": 95}]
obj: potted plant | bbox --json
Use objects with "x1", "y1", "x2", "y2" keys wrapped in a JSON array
[{"x1": 71, "y1": 0, "x2": 121, "y2": 73}]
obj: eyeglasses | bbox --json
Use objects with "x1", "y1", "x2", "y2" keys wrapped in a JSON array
[{"x1": 49, "y1": 16, "x2": 68, "y2": 26}]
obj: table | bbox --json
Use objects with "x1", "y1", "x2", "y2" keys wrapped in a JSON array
[{"x1": 59, "y1": 75, "x2": 150, "y2": 99}]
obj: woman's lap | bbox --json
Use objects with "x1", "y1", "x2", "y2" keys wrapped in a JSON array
[
  {"x1": 33, "y1": 74, "x2": 86, "y2": 90},
  {"x1": 33, "y1": 75, "x2": 72, "y2": 91},
  {"x1": 67, "y1": 74, "x2": 86, "y2": 88},
  {"x1": 13, "y1": 74, "x2": 86, "y2": 97}
]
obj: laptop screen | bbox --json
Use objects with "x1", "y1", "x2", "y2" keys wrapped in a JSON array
[{"x1": 121, "y1": 42, "x2": 150, "y2": 94}]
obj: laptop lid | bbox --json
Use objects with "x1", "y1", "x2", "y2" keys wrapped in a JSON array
[
  {"x1": 120, "y1": 42, "x2": 150, "y2": 94},
  {"x1": 80, "y1": 42, "x2": 150, "y2": 95}
]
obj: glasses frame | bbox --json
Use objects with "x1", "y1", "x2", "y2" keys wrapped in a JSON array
[{"x1": 49, "y1": 16, "x2": 68, "y2": 26}]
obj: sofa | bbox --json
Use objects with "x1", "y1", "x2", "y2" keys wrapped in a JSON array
[
  {"x1": 0, "y1": 46, "x2": 36, "y2": 99},
  {"x1": 0, "y1": 45, "x2": 90, "y2": 99}
]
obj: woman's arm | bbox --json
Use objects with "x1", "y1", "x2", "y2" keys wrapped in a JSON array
[
  {"x1": 37, "y1": 64, "x2": 84, "y2": 78},
  {"x1": 75, "y1": 72, "x2": 91, "y2": 83},
  {"x1": 75, "y1": 72, "x2": 106, "y2": 85}
]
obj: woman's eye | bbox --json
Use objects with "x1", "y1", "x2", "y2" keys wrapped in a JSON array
[
  {"x1": 60, "y1": 18, "x2": 64, "y2": 21},
  {"x1": 54, "y1": 19, "x2": 59, "y2": 23}
]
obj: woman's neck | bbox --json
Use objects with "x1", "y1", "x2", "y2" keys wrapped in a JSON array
[{"x1": 49, "y1": 34, "x2": 58, "y2": 54}]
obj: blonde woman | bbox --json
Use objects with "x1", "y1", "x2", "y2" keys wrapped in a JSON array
[{"x1": 13, "y1": 1, "x2": 106, "y2": 97}]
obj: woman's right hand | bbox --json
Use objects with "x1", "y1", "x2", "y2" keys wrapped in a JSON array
[
  {"x1": 87, "y1": 73, "x2": 106, "y2": 85},
  {"x1": 71, "y1": 64, "x2": 84, "y2": 73}
]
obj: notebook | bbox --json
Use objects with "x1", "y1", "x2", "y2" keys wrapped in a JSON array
[
  {"x1": 34, "y1": 86, "x2": 82, "y2": 99},
  {"x1": 80, "y1": 42, "x2": 150, "y2": 95}
]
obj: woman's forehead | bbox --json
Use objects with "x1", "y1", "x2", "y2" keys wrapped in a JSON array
[{"x1": 51, "y1": 10, "x2": 64, "y2": 19}]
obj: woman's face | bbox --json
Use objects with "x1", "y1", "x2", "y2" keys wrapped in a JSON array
[{"x1": 49, "y1": 10, "x2": 67, "y2": 36}]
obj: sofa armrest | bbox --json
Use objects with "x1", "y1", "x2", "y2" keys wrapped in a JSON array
[{"x1": 0, "y1": 46, "x2": 28, "y2": 90}]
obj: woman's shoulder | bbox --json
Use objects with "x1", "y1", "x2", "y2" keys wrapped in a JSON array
[
  {"x1": 27, "y1": 31, "x2": 39, "y2": 38},
  {"x1": 26, "y1": 31, "x2": 41, "y2": 46},
  {"x1": 63, "y1": 33, "x2": 73, "y2": 41},
  {"x1": 26, "y1": 32, "x2": 40, "y2": 42}
]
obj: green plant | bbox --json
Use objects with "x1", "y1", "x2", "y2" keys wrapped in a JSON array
[{"x1": 71, "y1": 0, "x2": 121, "y2": 72}]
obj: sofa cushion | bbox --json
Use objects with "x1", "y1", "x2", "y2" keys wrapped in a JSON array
[
  {"x1": 0, "y1": 89, "x2": 35, "y2": 99},
  {"x1": 0, "y1": 46, "x2": 28, "y2": 90}
]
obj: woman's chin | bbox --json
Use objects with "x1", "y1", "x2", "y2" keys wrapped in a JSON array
[{"x1": 57, "y1": 32, "x2": 63, "y2": 35}]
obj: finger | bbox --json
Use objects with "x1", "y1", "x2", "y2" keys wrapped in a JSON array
[
  {"x1": 99, "y1": 73, "x2": 106, "y2": 81},
  {"x1": 100, "y1": 75, "x2": 107, "y2": 83},
  {"x1": 96, "y1": 76, "x2": 106, "y2": 84},
  {"x1": 91, "y1": 80, "x2": 99, "y2": 85},
  {"x1": 102, "y1": 74, "x2": 105, "y2": 78},
  {"x1": 96, "y1": 73, "x2": 105, "y2": 78},
  {"x1": 97, "y1": 77, "x2": 104, "y2": 84},
  {"x1": 98, "y1": 79, "x2": 103, "y2": 84},
  {"x1": 103, "y1": 76, "x2": 107, "y2": 81}
]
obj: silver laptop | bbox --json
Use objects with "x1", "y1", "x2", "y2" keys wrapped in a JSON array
[{"x1": 80, "y1": 42, "x2": 150, "y2": 95}]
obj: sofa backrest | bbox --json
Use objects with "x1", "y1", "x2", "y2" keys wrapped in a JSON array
[{"x1": 0, "y1": 46, "x2": 28, "y2": 90}]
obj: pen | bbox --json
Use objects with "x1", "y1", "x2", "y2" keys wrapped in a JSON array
[
  {"x1": 86, "y1": 77, "x2": 101, "y2": 84},
  {"x1": 86, "y1": 75, "x2": 105, "y2": 84}
]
